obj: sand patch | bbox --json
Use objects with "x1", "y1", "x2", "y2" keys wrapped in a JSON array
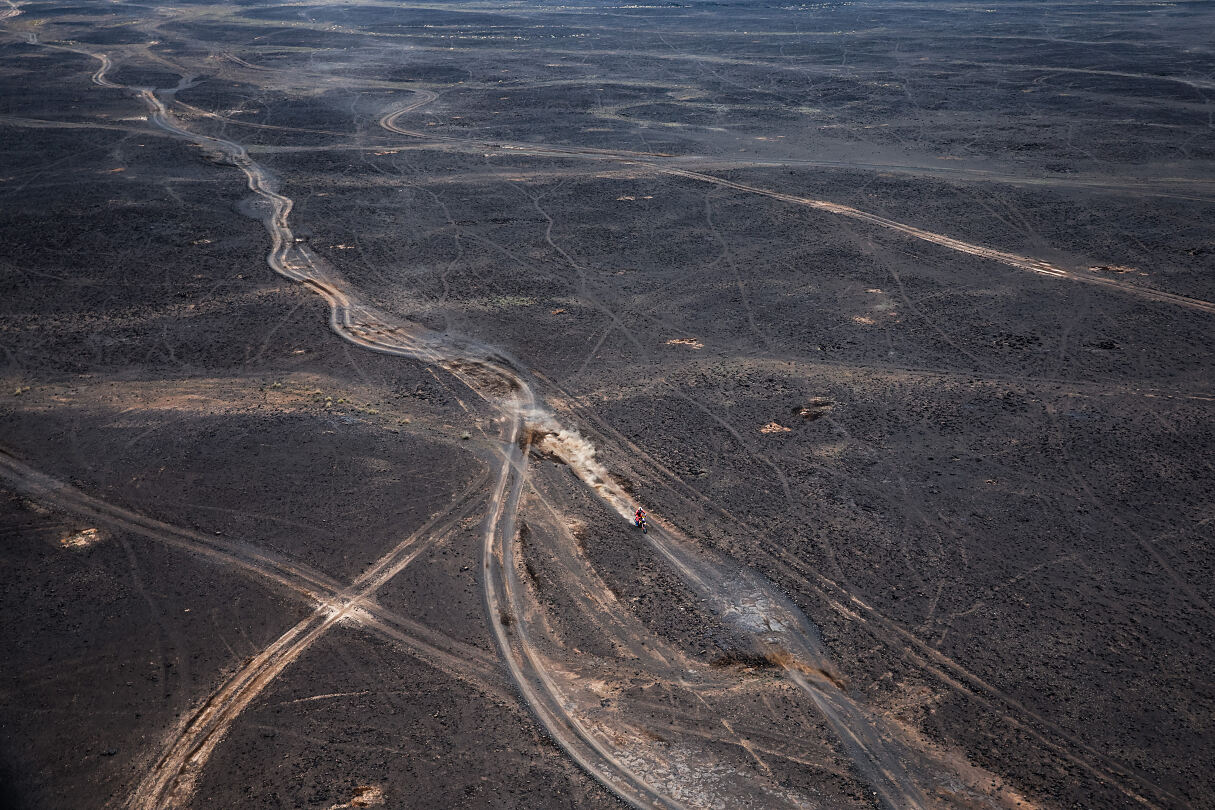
[
  {"x1": 328, "y1": 785, "x2": 384, "y2": 809},
  {"x1": 61, "y1": 528, "x2": 103, "y2": 550}
]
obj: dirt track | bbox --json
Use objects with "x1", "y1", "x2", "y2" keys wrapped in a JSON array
[{"x1": 1, "y1": 1, "x2": 1213, "y2": 808}]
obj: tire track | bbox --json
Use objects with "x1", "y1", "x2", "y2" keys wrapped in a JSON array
[
  {"x1": 538, "y1": 380, "x2": 1180, "y2": 809},
  {"x1": 656, "y1": 167, "x2": 1215, "y2": 315},
  {"x1": 481, "y1": 409, "x2": 698, "y2": 809},
  {"x1": 379, "y1": 101, "x2": 1215, "y2": 315},
  {"x1": 127, "y1": 475, "x2": 489, "y2": 810},
  {"x1": 18, "y1": 38, "x2": 1070, "y2": 809},
  {"x1": 0, "y1": 447, "x2": 504, "y2": 690},
  {"x1": 0, "y1": 448, "x2": 341, "y2": 601},
  {"x1": 62, "y1": 47, "x2": 721, "y2": 809}
]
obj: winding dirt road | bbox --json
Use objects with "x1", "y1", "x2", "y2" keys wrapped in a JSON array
[
  {"x1": 61, "y1": 45, "x2": 955, "y2": 810},
  {"x1": 2, "y1": 14, "x2": 1197, "y2": 807}
]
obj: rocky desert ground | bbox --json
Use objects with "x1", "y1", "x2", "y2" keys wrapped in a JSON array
[{"x1": 1, "y1": 0, "x2": 1212, "y2": 808}]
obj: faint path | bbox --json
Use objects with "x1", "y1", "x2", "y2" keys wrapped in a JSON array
[
  {"x1": 4, "y1": 26, "x2": 1189, "y2": 810},
  {"x1": 0, "y1": 448, "x2": 504, "y2": 693},
  {"x1": 380, "y1": 99, "x2": 1215, "y2": 315},
  {"x1": 147, "y1": 62, "x2": 943, "y2": 808},
  {"x1": 127, "y1": 473, "x2": 489, "y2": 810},
  {"x1": 541, "y1": 380, "x2": 1184, "y2": 810},
  {"x1": 657, "y1": 166, "x2": 1215, "y2": 315}
]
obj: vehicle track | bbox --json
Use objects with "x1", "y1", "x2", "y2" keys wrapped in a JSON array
[
  {"x1": 379, "y1": 101, "x2": 1215, "y2": 315},
  {"x1": 126, "y1": 55, "x2": 948, "y2": 809},
  {"x1": 127, "y1": 474, "x2": 491, "y2": 810},
  {"x1": 537, "y1": 378, "x2": 1181, "y2": 809},
  {"x1": 6, "y1": 33, "x2": 1130, "y2": 809},
  {"x1": 59, "y1": 45, "x2": 794, "y2": 809},
  {"x1": 0, "y1": 448, "x2": 506, "y2": 695},
  {"x1": 0, "y1": 448, "x2": 341, "y2": 601}
]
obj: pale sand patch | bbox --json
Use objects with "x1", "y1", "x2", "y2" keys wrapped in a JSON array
[
  {"x1": 666, "y1": 338, "x2": 704, "y2": 349},
  {"x1": 61, "y1": 528, "x2": 103, "y2": 550},
  {"x1": 328, "y1": 785, "x2": 384, "y2": 809},
  {"x1": 760, "y1": 422, "x2": 791, "y2": 434}
]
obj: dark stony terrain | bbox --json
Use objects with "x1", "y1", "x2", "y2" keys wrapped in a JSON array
[{"x1": 1, "y1": 1, "x2": 1212, "y2": 808}]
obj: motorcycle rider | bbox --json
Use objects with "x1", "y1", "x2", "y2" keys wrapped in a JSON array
[{"x1": 634, "y1": 507, "x2": 647, "y2": 527}]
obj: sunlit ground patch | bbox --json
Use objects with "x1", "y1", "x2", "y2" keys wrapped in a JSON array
[
  {"x1": 666, "y1": 338, "x2": 704, "y2": 349},
  {"x1": 796, "y1": 398, "x2": 834, "y2": 421},
  {"x1": 1090, "y1": 264, "x2": 1142, "y2": 274},
  {"x1": 327, "y1": 785, "x2": 384, "y2": 809},
  {"x1": 60, "y1": 528, "x2": 103, "y2": 550}
]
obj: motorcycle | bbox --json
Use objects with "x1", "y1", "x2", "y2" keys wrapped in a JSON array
[{"x1": 634, "y1": 515, "x2": 648, "y2": 534}]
